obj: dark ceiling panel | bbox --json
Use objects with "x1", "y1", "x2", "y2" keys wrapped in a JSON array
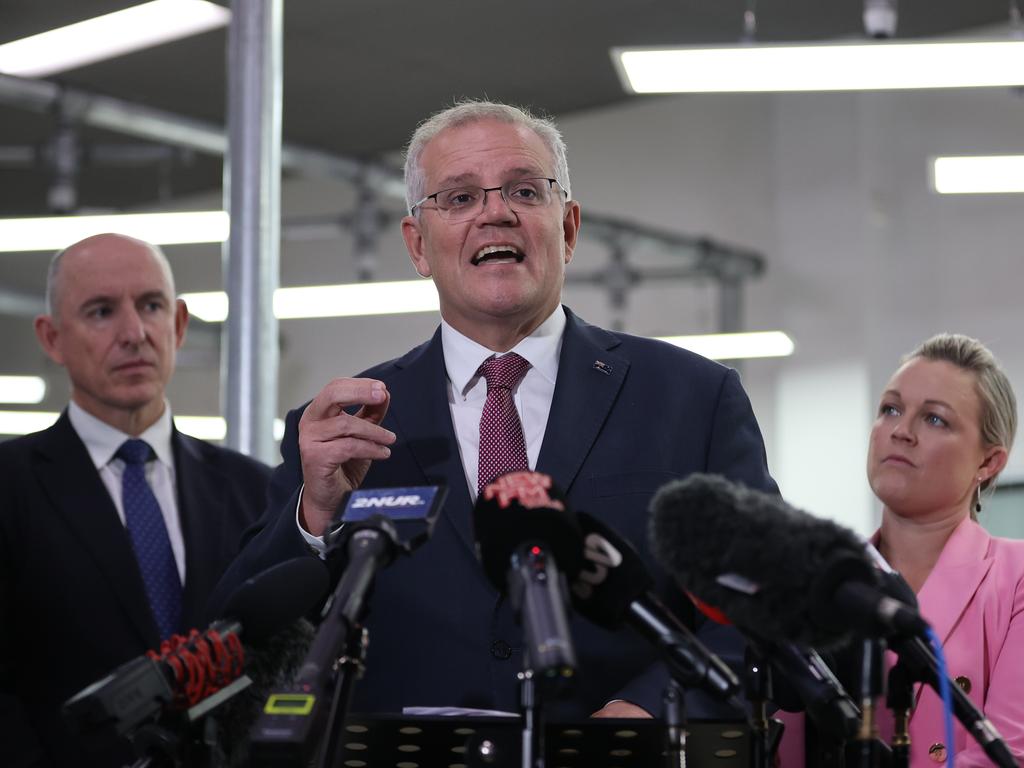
[{"x1": 0, "y1": 0, "x2": 1015, "y2": 216}]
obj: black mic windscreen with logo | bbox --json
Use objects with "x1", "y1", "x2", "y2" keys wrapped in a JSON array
[
  {"x1": 649, "y1": 473, "x2": 877, "y2": 649},
  {"x1": 473, "y1": 471, "x2": 584, "y2": 591},
  {"x1": 222, "y1": 556, "x2": 330, "y2": 644},
  {"x1": 570, "y1": 512, "x2": 654, "y2": 629}
]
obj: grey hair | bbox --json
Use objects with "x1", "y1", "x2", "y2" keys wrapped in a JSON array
[
  {"x1": 403, "y1": 99, "x2": 571, "y2": 214},
  {"x1": 903, "y1": 333, "x2": 1017, "y2": 493},
  {"x1": 45, "y1": 234, "x2": 175, "y2": 318}
]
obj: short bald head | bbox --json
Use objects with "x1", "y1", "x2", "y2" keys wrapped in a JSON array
[
  {"x1": 35, "y1": 232, "x2": 188, "y2": 434},
  {"x1": 46, "y1": 233, "x2": 176, "y2": 320}
]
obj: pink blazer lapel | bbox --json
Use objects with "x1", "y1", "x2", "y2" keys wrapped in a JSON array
[{"x1": 916, "y1": 519, "x2": 994, "y2": 645}]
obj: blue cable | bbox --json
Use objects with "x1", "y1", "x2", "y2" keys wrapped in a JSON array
[{"x1": 925, "y1": 625, "x2": 956, "y2": 768}]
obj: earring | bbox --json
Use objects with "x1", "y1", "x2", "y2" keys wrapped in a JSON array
[{"x1": 975, "y1": 482, "x2": 983, "y2": 514}]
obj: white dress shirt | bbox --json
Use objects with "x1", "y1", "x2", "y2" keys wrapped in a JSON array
[
  {"x1": 441, "y1": 305, "x2": 564, "y2": 501},
  {"x1": 297, "y1": 305, "x2": 567, "y2": 550},
  {"x1": 68, "y1": 400, "x2": 186, "y2": 582}
]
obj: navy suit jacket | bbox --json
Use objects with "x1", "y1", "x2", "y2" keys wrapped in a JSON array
[
  {"x1": 0, "y1": 411, "x2": 271, "y2": 768},
  {"x1": 210, "y1": 307, "x2": 777, "y2": 720}
]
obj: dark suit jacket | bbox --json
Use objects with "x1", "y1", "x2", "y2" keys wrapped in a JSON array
[
  {"x1": 210, "y1": 307, "x2": 777, "y2": 720},
  {"x1": 0, "y1": 411, "x2": 271, "y2": 768}
]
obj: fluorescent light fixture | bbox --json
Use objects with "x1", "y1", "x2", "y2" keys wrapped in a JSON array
[
  {"x1": 0, "y1": 211, "x2": 230, "y2": 252},
  {"x1": 0, "y1": 410, "x2": 59, "y2": 434},
  {"x1": 181, "y1": 280, "x2": 441, "y2": 322},
  {"x1": 0, "y1": 410, "x2": 285, "y2": 439},
  {"x1": 613, "y1": 40, "x2": 1024, "y2": 93},
  {"x1": 0, "y1": 376, "x2": 46, "y2": 404},
  {"x1": 657, "y1": 331, "x2": 795, "y2": 360},
  {"x1": 174, "y1": 416, "x2": 286, "y2": 441},
  {"x1": 933, "y1": 155, "x2": 1024, "y2": 194},
  {"x1": 0, "y1": 0, "x2": 231, "y2": 78}
]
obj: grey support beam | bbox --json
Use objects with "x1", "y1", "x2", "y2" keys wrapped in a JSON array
[{"x1": 222, "y1": 0, "x2": 282, "y2": 463}]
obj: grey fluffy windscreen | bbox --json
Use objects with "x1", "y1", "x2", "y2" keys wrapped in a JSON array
[{"x1": 648, "y1": 473, "x2": 868, "y2": 649}]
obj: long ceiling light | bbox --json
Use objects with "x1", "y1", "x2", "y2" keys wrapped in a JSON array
[
  {"x1": 0, "y1": 376, "x2": 46, "y2": 404},
  {"x1": 613, "y1": 40, "x2": 1024, "y2": 93},
  {"x1": 933, "y1": 155, "x2": 1024, "y2": 194},
  {"x1": 184, "y1": 284, "x2": 792, "y2": 360},
  {"x1": 0, "y1": 411, "x2": 285, "y2": 440},
  {"x1": 0, "y1": 0, "x2": 231, "y2": 78},
  {"x1": 181, "y1": 280, "x2": 441, "y2": 322},
  {"x1": 657, "y1": 331, "x2": 795, "y2": 360},
  {"x1": 0, "y1": 211, "x2": 230, "y2": 252}
]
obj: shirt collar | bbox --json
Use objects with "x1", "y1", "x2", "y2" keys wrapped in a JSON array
[
  {"x1": 441, "y1": 305, "x2": 566, "y2": 396},
  {"x1": 67, "y1": 400, "x2": 176, "y2": 469}
]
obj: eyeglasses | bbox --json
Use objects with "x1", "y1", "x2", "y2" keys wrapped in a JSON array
[{"x1": 410, "y1": 177, "x2": 566, "y2": 221}]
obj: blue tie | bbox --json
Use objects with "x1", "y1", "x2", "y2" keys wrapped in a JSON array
[{"x1": 116, "y1": 439, "x2": 182, "y2": 640}]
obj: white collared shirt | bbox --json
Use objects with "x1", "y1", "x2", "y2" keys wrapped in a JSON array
[
  {"x1": 441, "y1": 305, "x2": 565, "y2": 501},
  {"x1": 68, "y1": 400, "x2": 186, "y2": 582}
]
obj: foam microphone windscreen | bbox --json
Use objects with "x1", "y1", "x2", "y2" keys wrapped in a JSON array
[
  {"x1": 222, "y1": 556, "x2": 330, "y2": 644},
  {"x1": 473, "y1": 471, "x2": 584, "y2": 592},
  {"x1": 648, "y1": 473, "x2": 875, "y2": 649},
  {"x1": 218, "y1": 618, "x2": 317, "y2": 768}
]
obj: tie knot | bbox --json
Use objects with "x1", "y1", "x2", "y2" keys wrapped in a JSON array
[
  {"x1": 117, "y1": 439, "x2": 154, "y2": 466},
  {"x1": 478, "y1": 353, "x2": 530, "y2": 392}
]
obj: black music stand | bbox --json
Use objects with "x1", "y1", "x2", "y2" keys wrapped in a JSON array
[{"x1": 332, "y1": 714, "x2": 753, "y2": 767}]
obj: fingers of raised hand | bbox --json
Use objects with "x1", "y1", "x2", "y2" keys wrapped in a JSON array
[
  {"x1": 303, "y1": 377, "x2": 389, "y2": 422},
  {"x1": 300, "y1": 411, "x2": 395, "y2": 465}
]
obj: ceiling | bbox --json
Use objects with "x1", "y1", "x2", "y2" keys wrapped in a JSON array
[{"x1": 0, "y1": 0, "x2": 1015, "y2": 217}]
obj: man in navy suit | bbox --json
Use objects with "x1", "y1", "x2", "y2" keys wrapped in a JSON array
[
  {"x1": 211, "y1": 101, "x2": 777, "y2": 721},
  {"x1": 0, "y1": 234, "x2": 271, "y2": 767}
]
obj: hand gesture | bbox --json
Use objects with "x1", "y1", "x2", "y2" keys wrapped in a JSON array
[{"x1": 297, "y1": 378, "x2": 396, "y2": 536}]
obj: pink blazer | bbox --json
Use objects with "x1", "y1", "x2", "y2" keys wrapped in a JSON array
[
  {"x1": 777, "y1": 518, "x2": 1024, "y2": 767},
  {"x1": 902, "y1": 517, "x2": 1024, "y2": 767}
]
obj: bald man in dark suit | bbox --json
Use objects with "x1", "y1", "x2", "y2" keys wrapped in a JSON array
[{"x1": 0, "y1": 234, "x2": 270, "y2": 768}]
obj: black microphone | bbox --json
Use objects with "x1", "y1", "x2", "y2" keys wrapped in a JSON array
[
  {"x1": 474, "y1": 471, "x2": 581, "y2": 685},
  {"x1": 249, "y1": 486, "x2": 447, "y2": 766},
  {"x1": 63, "y1": 556, "x2": 330, "y2": 739},
  {"x1": 684, "y1": 580, "x2": 861, "y2": 739},
  {"x1": 569, "y1": 511, "x2": 742, "y2": 705},
  {"x1": 648, "y1": 473, "x2": 927, "y2": 649},
  {"x1": 759, "y1": 640, "x2": 860, "y2": 741},
  {"x1": 651, "y1": 475, "x2": 1020, "y2": 768},
  {"x1": 871, "y1": 561, "x2": 1018, "y2": 768},
  {"x1": 889, "y1": 634, "x2": 1019, "y2": 768}
]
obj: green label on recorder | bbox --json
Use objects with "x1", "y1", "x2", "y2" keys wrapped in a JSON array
[{"x1": 264, "y1": 693, "x2": 315, "y2": 715}]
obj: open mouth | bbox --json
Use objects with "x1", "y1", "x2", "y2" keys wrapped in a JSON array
[{"x1": 471, "y1": 244, "x2": 524, "y2": 266}]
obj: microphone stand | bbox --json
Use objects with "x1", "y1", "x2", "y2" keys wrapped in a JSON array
[
  {"x1": 744, "y1": 645, "x2": 774, "y2": 768},
  {"x1": 886, "y1": 661, "x2": 913, "y2": 768},
  {"x1": 248, "y1": 517, "x2": 399, "y2": 767},
  {"x1": 854, "y1": 638, "x2": 885, "y2": 768},
  {"x1": 889, "y1": 634, "x2": 1019, "y2": 768},
  {"x1": 662, "y1": 679, "x2": 687, "y2": 768},
  {"x1": 314, "y1": 524, "x2": 396, "y2": 768},
  {"x1": 507, "y1": 541, "x2": 576, "y2": 768},
  {"x1": 518, "y1": 670, "x2": 543, "y2": 768},
  {"x1": 317, "y1": 626, "x2": 368, "y2": 768}
]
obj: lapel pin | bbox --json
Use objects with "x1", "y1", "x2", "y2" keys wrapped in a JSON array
[{"x1": 592, "y1": 360, "x2": 613, "y2": 375}]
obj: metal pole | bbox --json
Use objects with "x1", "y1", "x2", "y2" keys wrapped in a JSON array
[{"x1": 222, "y1": 0, "x2": 282, "y2": 462}]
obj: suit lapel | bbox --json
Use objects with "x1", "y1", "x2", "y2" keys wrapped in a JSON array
[
  {"x1": 917, "y1": 519, "x2": 993, "y2": 645},
  {"x1": 385, "y1": 312, "x2": 630, "y2": 553},
  {"x1": 385, "y1": 330, "x2": 477, "y2": 554},
  {"x1": 174, "y1": 431, "x2": 228, "y2": 629},
  {"x1": 537, "y1": 309, "x2": 628, "y2": 495},
  {"x1": 33, "y1": 412, "x2": 158, "y2": 646}
]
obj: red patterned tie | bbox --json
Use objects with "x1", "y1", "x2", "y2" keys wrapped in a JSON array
[{"x1": 477, "y1": 352, "x2": 531, "y2": 494}]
